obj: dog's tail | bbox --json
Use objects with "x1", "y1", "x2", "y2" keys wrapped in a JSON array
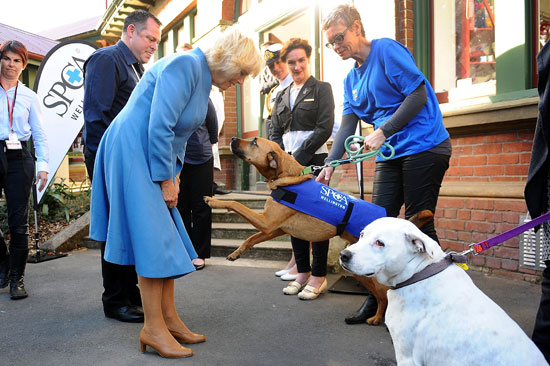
[{"x1": 408, "y1": 210, "x2": 434, "y2": 229}]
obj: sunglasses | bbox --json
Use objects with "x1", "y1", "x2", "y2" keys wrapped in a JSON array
[{"x1": 325, "y1": 25, "x2": 352, "y2": 49}]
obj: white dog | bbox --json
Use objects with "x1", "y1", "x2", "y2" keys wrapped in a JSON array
[{"x1": 340, "y1": 217, "x2": 548, "y2": 366}]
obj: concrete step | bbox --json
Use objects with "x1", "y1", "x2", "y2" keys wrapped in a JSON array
[
  {"x1": 212, "y1": 192, "x2": 270, "y2": 209},
  {"x1": 212, "y1": 208, "x2": 263, "y2": 223},
  {"x1": 211, "y1": 238, "x2": 292, "y2": 261},
  {"x1": 212, "y1": 222, "x2": 290, "y2": 242}
]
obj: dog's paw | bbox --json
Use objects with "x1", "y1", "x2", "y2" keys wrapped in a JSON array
[
  {"x1": 226, "y1": 251, "x2": 241, "y2": 261},
  {"x1": 266, "y1": 181, "x2": 278, "y2": 190},
  {"x1": 204, "y1": 196, "x2": 220, "y2": 208},
  {"x1": 366, "y1": 316, "x2": 383, "y2": 326}
]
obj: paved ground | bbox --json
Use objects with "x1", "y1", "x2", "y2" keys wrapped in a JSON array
[{"x1": 0, "y1": 249, "x2": 542, "y2": 366}]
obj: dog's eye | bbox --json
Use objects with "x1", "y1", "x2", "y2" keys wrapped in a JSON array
[
  {"x1": 374, "y1": 240, "x2": 385, "y2": 247},
  {"x1": 251, "y1": 138, "x2": 258, "y2": 146}
]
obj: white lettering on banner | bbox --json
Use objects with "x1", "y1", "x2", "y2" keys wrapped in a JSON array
[
  {"x1": 319, "y1": 186, "x2": 348, "y2": 211},
  {"x1": 34, "y1": 41, "x2": 97, "y2": 203}
]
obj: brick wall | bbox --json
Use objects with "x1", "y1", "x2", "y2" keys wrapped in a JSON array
[
  {"x1": 214, "y1": 86, "x2": 239, "y2": 189},
  {"x1": 395, "y1": 0, "x2": 415, "y2": 52}
]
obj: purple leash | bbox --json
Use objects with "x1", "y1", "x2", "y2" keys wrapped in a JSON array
[{"x1": 465, "y1": 212, "x2": 550, "y2": 255}]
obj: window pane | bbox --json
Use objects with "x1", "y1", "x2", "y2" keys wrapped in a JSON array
[
  {"x1": 456, "y1": 0, "x2": 495, "y2": 84},
  {"x1": 433, "y1": 0, "x2": 496, "y2": 102}
]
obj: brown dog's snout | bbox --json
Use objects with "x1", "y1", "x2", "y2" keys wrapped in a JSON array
[{"x1": 340, "y1": 249, "x2": 353, "y2": 264}]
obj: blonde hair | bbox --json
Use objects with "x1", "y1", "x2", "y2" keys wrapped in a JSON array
[{"x1": 204, "y1": 27, "x2": 263, "y2": 79}]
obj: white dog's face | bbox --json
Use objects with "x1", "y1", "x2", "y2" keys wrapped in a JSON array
[{"x1": 339, "y1": 217, "x2": 443, "y2": 286}]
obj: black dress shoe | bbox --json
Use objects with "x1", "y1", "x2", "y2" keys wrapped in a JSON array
[
  {"x1": 214, "y1": 187, "x2": 230, "y2": 195},
  {"x1": 104, "y1": 305, "x2": 144, "y2": 323},
  {"x1": 345, "y1": 294, "x2": 378, "y2": 325}
]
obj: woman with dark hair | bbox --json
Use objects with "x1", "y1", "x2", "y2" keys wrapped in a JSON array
[
  {"x1": 271, "y1": 38, "x2": 335, "y2": 300},
  {"x1": 0, "y1": 40, "x2": 49, "y2": 300}
]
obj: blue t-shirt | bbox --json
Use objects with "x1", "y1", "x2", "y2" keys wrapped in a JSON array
[{"x1": 343, "y1": 38, "x2": 449, "y2": 160}]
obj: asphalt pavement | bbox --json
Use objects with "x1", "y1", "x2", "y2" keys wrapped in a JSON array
[{"x1": 0, "y1": 249, "x2": 542, "y2": 366}]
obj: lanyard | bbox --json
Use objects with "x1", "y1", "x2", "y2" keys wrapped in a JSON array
[{"x1": 0, "y1": 81, "x2": 18, "y2": 133}]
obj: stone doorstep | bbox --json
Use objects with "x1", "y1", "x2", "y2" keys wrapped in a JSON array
[{"x1": 41, "y1": 211, "x2": 90, "y2": 253}]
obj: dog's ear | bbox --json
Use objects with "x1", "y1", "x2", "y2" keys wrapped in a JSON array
[
  {"x1": 404, "y1": 229, "x2": 437, "y2": 258},
  {"x1": 267, "y1": 151, "x2": 279, "y2": 179},
  {"x1": 267, "y1": 151, "x2": 278, "y2": 169}
]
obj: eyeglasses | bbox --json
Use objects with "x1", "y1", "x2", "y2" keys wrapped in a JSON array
[{"x1": 325, "y1": 25, "x2": 351, "y2": 49}]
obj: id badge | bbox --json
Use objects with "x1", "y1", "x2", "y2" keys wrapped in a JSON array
[{"x1": 6, "y1": 133, "x2": 22, "y2": 150}]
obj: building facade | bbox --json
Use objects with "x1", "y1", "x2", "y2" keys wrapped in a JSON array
[{"x1": 80, "y1": 0, "x2": 545, "y2": 280}]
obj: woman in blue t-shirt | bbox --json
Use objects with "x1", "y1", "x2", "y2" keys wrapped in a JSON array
[{"x1": 318, "y1": 5, "x2": 451, "y2": 324}]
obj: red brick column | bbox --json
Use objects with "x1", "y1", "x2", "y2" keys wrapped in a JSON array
[
  {"x1": 395, "y1": 0, "x2": 415, "y2": 53},
  {"x1": 214, "y1": 86, "x2": 239, "y2": 189}
]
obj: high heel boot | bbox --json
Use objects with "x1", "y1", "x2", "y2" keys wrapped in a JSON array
[
  {"x1": 9, "y1": 249, "x2": 28, "y2": 300},
  {"x1": 139, "y1": 329, "x2": 194, "y2": 358}
]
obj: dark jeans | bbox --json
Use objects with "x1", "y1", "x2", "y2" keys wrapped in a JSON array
[
  {"x1": 372, "y1": 150, "x2": 450, "y2": 242},
  {"x1": 533, "y1": 260, "x2": 550, "y2": 362},
  {"x1": 84, "y1": 146, "x2": 141, "y2": 309},
  {"x1": 177, "y1": 158, "x2": 214, "y2": 259},
  {"x1": 291, "y1": 153, "x2": 329, "y2": 277},
  {"x1": 0, "y1": 145, "x2": 35, "y2": 258}
]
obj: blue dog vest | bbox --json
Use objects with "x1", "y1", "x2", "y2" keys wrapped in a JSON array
[{"x1": 270, "y1": 180, "x2": 386, "y2": 238}]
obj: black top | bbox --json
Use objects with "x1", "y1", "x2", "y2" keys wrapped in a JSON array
[{"x1": 82, "y1": 40, "x2": 143, "y2": 154}]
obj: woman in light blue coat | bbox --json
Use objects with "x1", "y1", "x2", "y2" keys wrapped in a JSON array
[{"x1": 90, "y1": 28, "x2": 262, "y2": 358}]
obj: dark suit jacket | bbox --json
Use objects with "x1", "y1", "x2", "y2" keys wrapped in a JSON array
[
  {"x1": 525, "y1": 41, "x2": 550, "y2": 224},
  {"x1": 271, "y1": 76, "x2": 334, "y2": 165}
]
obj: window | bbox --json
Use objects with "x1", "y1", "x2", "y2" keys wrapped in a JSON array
[{"x1": 433, "y1": 0, "x2": 496, "y2": 102}]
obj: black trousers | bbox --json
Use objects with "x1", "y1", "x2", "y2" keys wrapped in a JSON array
[
  {"x1": 0, "y1": 144, "x2": 35, "y2": 259},
  {"x1": 84, "y1": 146, "x2": 141, "y2": 309},
  {"x1": 372, "y1": 150, "x2": 450, "y2": 242},
  {"x1": 291, "y1": 153, "x2": 329, "y2": 277},
  {"x1": 533, "y1": 260, "x2": 550, "y2": 362},
  {"x1": 177, "y1": 158, "x2": 214, "y2": 259}
]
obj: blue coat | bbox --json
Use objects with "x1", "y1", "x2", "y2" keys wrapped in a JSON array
[{"x1": 89, "y1": 49, "x2": 211, "y2": 278}]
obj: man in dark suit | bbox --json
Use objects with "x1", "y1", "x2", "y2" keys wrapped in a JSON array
[{"x1": 83, "y1": 10, "x2": 161, "y2": 323}]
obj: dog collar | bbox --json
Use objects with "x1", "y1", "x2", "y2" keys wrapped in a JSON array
[
  {"x1": 392, "y1": 252, "x2": 468, "y2": 290},
  {"x1": 299, "y1": 166, "x2": 313, "y2": 176}
]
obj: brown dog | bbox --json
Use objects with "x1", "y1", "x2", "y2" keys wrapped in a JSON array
[{"x1": 204, "y1": 137, "x2": 432, "y2": 325}]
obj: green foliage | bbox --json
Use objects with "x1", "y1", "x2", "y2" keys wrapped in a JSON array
[
  {"x1": 38, "y1": 179, "x2": 90, "y2": 223},
  {"x1": 0, "y1": 179, "x2": 90, "y2": 235}
]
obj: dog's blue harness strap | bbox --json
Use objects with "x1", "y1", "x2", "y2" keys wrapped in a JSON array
[{"x1": 270, "y1": 180, "x2": 386, "y2": 238}]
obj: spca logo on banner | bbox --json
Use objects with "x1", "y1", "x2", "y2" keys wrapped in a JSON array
[
  {"x1": 319, "y1": 186, "x2": 348, "y2": 211},
  {"x1": 34, "y1": 40, "x2": 97, "y2": 203}
]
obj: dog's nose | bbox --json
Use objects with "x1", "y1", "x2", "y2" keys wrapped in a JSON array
[
  {"x1": 340, "y1": 249, "x2": 352, "y2": 263},
  {"x1": 231, "y1": 137, "x2": 238, "y2": 143}
]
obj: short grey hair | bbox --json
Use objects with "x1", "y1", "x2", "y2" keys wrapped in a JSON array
[
  {"x1": 322, "y1": 4, "x2": 365, "y2": 37},
  {"x1": 204, "y1": 27, "x2": 263, "y2": 79}
]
